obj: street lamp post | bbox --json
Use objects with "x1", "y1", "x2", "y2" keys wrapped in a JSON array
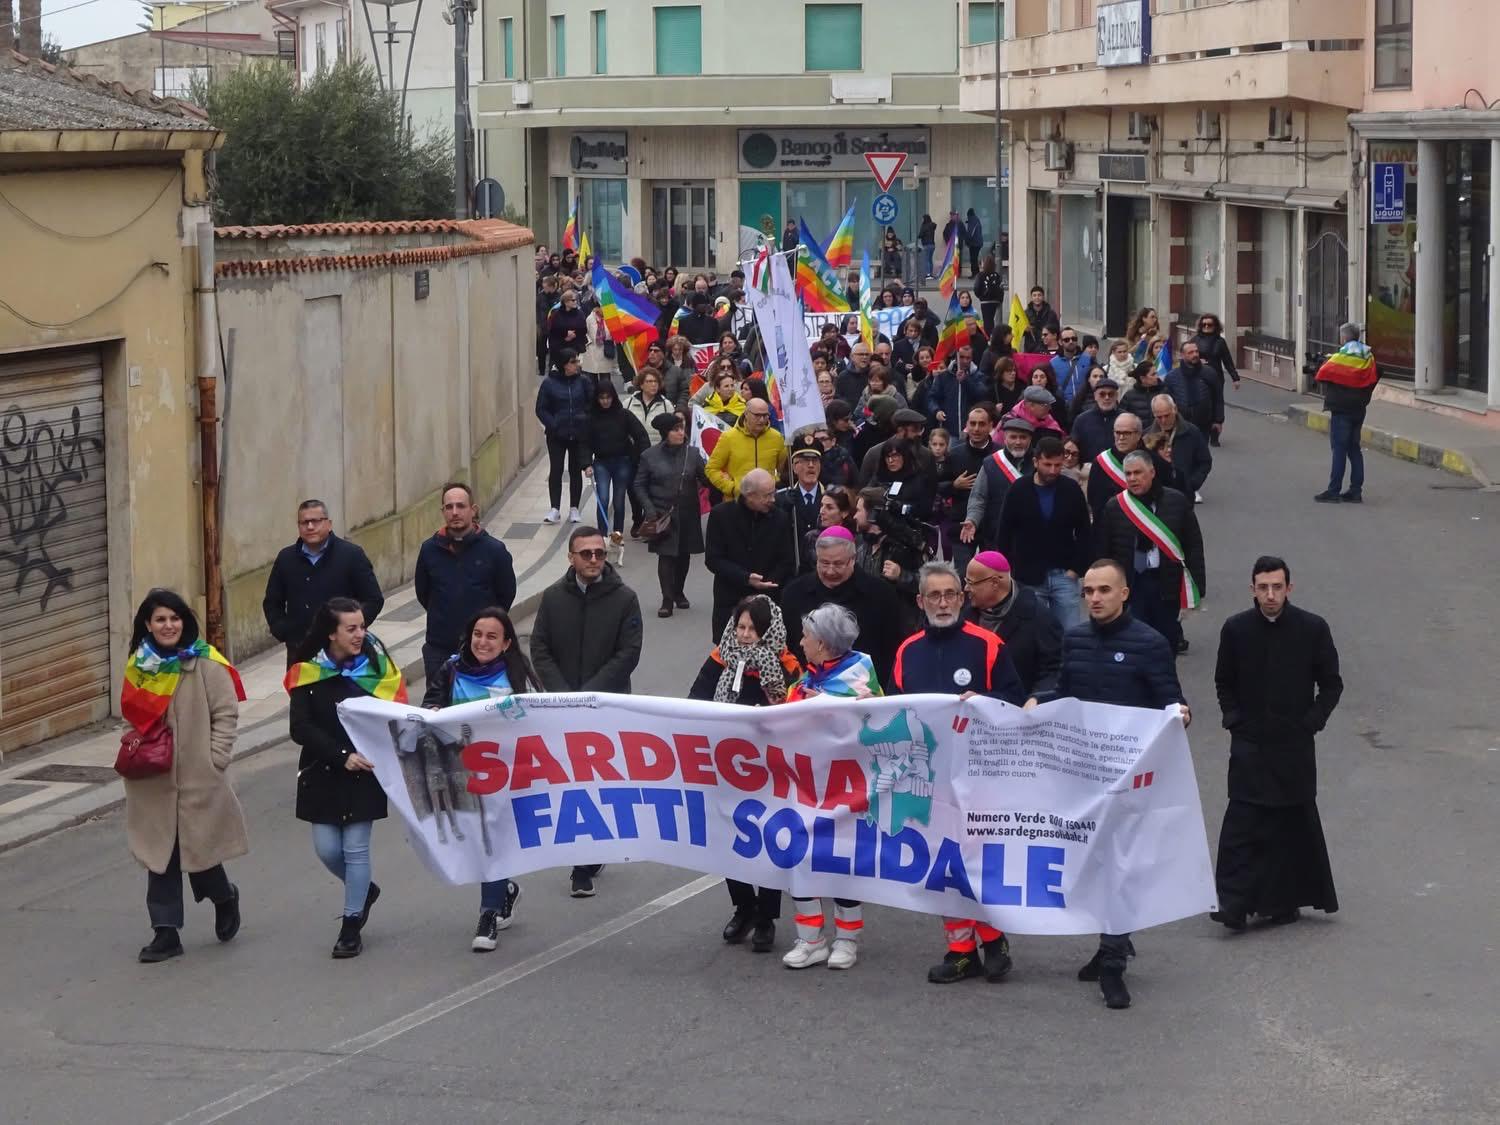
[{"x1": 447, "y1": 0, "x2": 474, "y2": 219}]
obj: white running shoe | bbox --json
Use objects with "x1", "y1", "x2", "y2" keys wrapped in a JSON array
[
  {"x1": 543, "y1": 508, "x2": 561, "y2": 524},
  {"x1": 828, "y1": 939, "x2": 858, "y2": 970},
  {"x1": 782, "y1": 939, "x2": 830, "y2": 969},
  {"x1": 568, "y1": 507, "x2": 581, "y2": 523}
]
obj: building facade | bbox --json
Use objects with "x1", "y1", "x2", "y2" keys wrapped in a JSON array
[{"x1": 479, "y1": 0, "x2": 997, "y2": 270}]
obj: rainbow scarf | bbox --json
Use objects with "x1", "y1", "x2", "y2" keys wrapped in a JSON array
[
  {"x1": 122, "y1": 638, "x2": 246, "y2": 733},
  {"x1": 1316, "y1": 340, "x2": 1379, "y2": 389},
  {"x1": 447, "y1": 657, "x2": 513, "y2": 705},
  {"x1": 787, "y1": 651, "x2": 883, "y2": 702},
  {"x1": 824, "y1": 202, "x2": 856, "y2": 270},
  {"x1": 284, "y1": 639, "x2": 407, "y2": 703}
]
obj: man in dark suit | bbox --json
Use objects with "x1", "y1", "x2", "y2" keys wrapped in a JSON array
[
  {"x1": 704, "y1": 468, "x2": 795, "y2": 640},
  {"x1": 263, "y1": 499, "x2": 384, "y2": 665}
]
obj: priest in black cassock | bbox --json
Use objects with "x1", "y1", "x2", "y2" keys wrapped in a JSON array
[{"x1": 1210, "y1": 555, "x2": 1344, "y2": 930}]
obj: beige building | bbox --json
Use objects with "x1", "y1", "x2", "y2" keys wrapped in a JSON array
[{"x1": 479, "y1": 0, "x2": 996, "y2": 271}]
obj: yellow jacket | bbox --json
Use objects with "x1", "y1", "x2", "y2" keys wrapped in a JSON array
[{"x1": 705, "y1": 421, "x2": 787, "y2": 499}]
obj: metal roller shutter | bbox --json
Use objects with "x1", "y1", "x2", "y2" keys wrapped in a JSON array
[{"x1": 0, "y1": 351, "x2": 110, "y2": 754}]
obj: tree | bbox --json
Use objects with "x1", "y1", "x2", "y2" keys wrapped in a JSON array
[{"x1": 194, "y1": 61, "x2": 453, "y2": 226}]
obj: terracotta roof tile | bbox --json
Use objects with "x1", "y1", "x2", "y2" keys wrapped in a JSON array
[{"x1": 213, "y1": 220, "x2": 535, "y2": 278}]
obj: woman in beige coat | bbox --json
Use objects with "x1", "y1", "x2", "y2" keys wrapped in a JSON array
[{"x1": 120, "y1": 589, "x2": 249, "y2": 963}]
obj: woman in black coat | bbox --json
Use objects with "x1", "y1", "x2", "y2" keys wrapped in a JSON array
[
  {"x1": 584, "y1": 381, "x2": 650, "y2": 545},
  {"x1": 975, "y1": 255, "x2": 1004, "y2": 336},
  {"x1": 1192, "y1": 314, "x2": 1239, "y2": 446},
  {"x1": 633, "y1": 413, "x2": 709, "y2": 618},
  {"x1": 287, "y1": 596, "x2": 407, "y2": 959},
  {"x1": 545, "y1": 288, "x2": 588, "y2": 358}
]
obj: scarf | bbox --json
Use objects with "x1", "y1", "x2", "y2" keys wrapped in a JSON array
[
  {"x1": 448, "y1": 656, "x2": 513, "y2": 705},
  {"x1": 283, "y1": 637, "x2": 408, "y2": 703},
  {"x1": 712, "y1": 599, "x2": 795, "y2": 704},
  {"x1": 122, "y1": 638, "x2": 246, "y2": 733},
  {"x1": 703, "y1": 391, "x2": 745, "y2": 419},
  {"x1": 786, "y1": 651, "x2": 882, "y2": 702}
]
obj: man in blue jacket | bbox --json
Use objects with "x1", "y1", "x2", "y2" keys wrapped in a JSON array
[
  {"x1": 414, "y1": 482, "x2": 517, "y2": 682},
  {"x1": 1059, "y1": 558, "x2": 1190, "y2": 1010},
  {"x1": 890, "y1": 561, "x2": 1025, "y2": 987}
]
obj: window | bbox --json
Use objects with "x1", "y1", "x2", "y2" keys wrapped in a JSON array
[
  {"x1": 335, "y1": 17, "x2": 345, "y2": 61},
  {"x1": 153, "y1": 65, "x2": 209, "y2": 100},
  {"x1": 300, "y1": 25, "x2": 308, "y2": 74},
  {"x1": 591, "y1": 10, "x2": 607, "y2": 74},
  {"x1": 653, "y1": 6, "x2": 702, "y2": 76},
  {"x1": 967, "y1": 2, "x2": 997, "y2": 45},
  {"x1": 552, "y1": 14, "x2": 566, "y2": 76},
  {"x1": 652, "y1": 185, "x2": 717, "y2": 269},
  {"x1": 805, "y1": 4, "x2": 861, "y2": 71},
  {"x1": 315, "y1": 21, "x2": 327, "y2": 71},
  {"x1": 1374, "y1": 0, "x2": 1412, "y2": 89},
  {"x1": 580, "y1": 178, "x2": 627, "y2": 265},
  {"x1": 500, "y1": 18, "x2": 514, "y2": 78}
]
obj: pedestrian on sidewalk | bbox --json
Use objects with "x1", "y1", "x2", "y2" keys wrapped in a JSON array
[
  {"x1": 1211, "y1": 556, "x2": 1343, "y2": 932},
  {"x1": 583, "y1": 380, "x2": 650, "y2": 546},
  {"x1": 536, "y1": 349, "x2": 592, "y2": 523},
  {"x1": 1061, "y1": 560, "x2": 1190, "y2": 1010},
  {"x1": 423, "y1": 606, "x2": 537, "y2": 952},
  {"x1": 121, "y1": 589, "x2": 248, "y2": 964},
  {"x1": 688, "y1": 595, "x2": 802, "y2": 955},
  {"x1": 286, "y1": 597, "x2": 408, "y2": 959},
  {"x1": 530, "y1": 527, "x2": 644, "y2": 898},
  {"x1": 633, "y1": 413, "x2": 709, "y2": 617},
  {"x1": 414, "y1": 482, "x2": 517, "y2": 686},
  {"x1": 263, "y1": 499, "x2": 385, "y2": 667},
  {"x1": 1314, "y1": 323, "x2": 1379, "y2": 504}
]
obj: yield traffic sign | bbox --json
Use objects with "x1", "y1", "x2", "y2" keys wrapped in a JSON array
[{"x1": 863, "y1": 151, "x2": 908, "y2": 193}]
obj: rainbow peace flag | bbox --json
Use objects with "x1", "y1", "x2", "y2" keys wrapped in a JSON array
[
  {"x1": 824, "y1": 203, "x2": 856, "y2": 270},
  {"x1": 933, "y1": 294, "x2": 967, "y2": 368},
  {"x1": 936, "y1": 229, "x2": 960, "y2": 304},
  {"x1": 795, "y1": 220, "x2": 850, "y2": 313},
  {"x1": 121, "y1": 639, "x2": 246, "y2": 733},
  {"x1": 786, "y1": 651, "x2": 883, "y2": 702},
  {"x1": 858, "y1": 251, "x2": 877, "y2": 353},
  {"x1": 592, "y1": 261, "x2": 662, "y2": 358},
  {"x1": 561, "y1": 196, "x2": 579, "y2": 251},
  {"x1": 283, "y1": 639, "x2": 406, "y2": 703},
  {"x1": 1315, "y1": 340, "x2": 1379, "y2": 389}
]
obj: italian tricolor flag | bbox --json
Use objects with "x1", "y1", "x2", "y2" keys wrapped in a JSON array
[{"x1": 1118, "y1": 492, "x2": 1202, "y2": 610}]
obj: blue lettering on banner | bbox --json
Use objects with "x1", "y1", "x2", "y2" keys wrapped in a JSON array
[
  {"x1": 555, "y1": 788, "x2": 614, "y2": 844},
  {"x1": 514, "y1": 788, "x2": 710, "y2": 849},
  {"x1": 763, "y1": 807, "x2": 810, "y2": 868},
  {"x1": 1026, "y1": 845, "x2": 1067, "y2": 907},
  {"x1": 1371, "y1": 162, "x2": 1405, "y2": 224},
  {"x1": 811, "y1": 816, "x2": 852, "y2": 875},
  {"x1": 513, "y1": 793, "x2": 555, "y2": 848}
]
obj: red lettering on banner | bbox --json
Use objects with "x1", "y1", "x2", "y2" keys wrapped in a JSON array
[
  {"x1": 620, "y1": 731, "x2": 675, "y2": 781},
  {"x1": 565, "y1": 730, "x2": 624, "y2": 782},
  {"x1": 461, "y1": 741, "x2": 508, "y2": 795},
  {"x1": 820, "y1": 759, "x2": 869, "y2": 813},
  {"x1": 714, "y1": 737, "x2": 768, "y2": 791},
  {"x1": 766, "y1": 744, "x2": 817, "y2": 807},
  {"x1": 673, "y1": 733, "x2": 716, "y2": 786},
  {"x1": 510, "y1": 734, "x2": 569, "y2": 789}
]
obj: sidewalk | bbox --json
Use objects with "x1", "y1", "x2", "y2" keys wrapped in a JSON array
[
  {"x1": 0, "y1": 452, "x2": 589, "y2": 855},
  {"x1": 1228, "y1": 379, "x2": 1500, "y2": 487}
]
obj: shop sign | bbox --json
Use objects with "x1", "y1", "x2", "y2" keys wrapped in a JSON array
[
  {"x1": 1370, "y1": 162, "x2": 1405, "y2": 224},
  {"x1": 738, "y1": 128, "x2": 931, "y2": 173},
  {"x1": 1097, "y1": 0, "x2": 1150, "y2": 68},
  {"x1": 570, "y1": 131, "x2": 628, "y2": 175},
  {"x1": 1098, "y1": 153, "x2": 1148, "y2": 182}
]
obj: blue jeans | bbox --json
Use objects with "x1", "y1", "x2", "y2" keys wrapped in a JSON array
[
  {"x1": 592, "y1": 455, "x2": 634, "y2": 534},
  {"x1": 1327, "y1": 410, "x2": 1365, "y2": 495},
  {"x1": 312, "y1": 821, "x2": 373, "y2": 919},
  {"x1": 1029, "y1": 569, "x2": 1083, "y2": 632}
]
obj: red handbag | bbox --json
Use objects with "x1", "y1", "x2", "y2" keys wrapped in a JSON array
[{"x1": 114, "y1": 720, "x2": 175, "y2": 780}]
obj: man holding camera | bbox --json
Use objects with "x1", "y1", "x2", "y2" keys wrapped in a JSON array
[{"x1": 854, "y1": 486, "x2": 928, "y2": 637}]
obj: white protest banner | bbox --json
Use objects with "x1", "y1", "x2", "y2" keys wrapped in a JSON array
[
  {"x1": 690, "y1": 404, "x2": 728, "y2": 460},
  {"x1": 338, "y1": 693, "x2": 1216, "y2": 936},
  {"x1": 689, "y1": 343, "x2": 718, "y2": 373},
  {"x1": 873, "y1": 305, "x2": 913, "y2": 342},
  {"x1": 746, "y1": 249, "x2": 827, "y2": 439}
]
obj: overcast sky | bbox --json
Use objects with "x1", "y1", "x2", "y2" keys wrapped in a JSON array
[{"x1": 43, "y1": 0, "x2": 153, "y2": 50}]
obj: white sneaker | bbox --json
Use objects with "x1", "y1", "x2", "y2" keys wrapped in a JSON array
[
  {"x1": 568, "y1": 507, "x2": 581, "y2": 523},
  {"x1": 1195, "y1": 490, "x2": 1204, "y2": 504},
  {"x1": 828, "y1": 938, "x2": 858, "y2": 970},
  {"x1": 782, "y1": 939, "x2": 829, "y2": 969},
  {"x1": 543, "y1": 508, "x2": 560, "y2": 524}
]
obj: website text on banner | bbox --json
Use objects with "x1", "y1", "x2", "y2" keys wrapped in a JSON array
[{"x1": 338, "y1": 693, "x2": 1216, "y2": 936}]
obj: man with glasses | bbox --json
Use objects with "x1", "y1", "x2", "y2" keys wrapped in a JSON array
[
  {"x1": 1069, "y1": 376, "x2": 1124, "y2": 463},
  {"x1": 705, "y1": 398, "x2": 787, "y2": 503},
  {"x1": 263, "y1": 498, "x2": 384, "y2": 666},
  {"x1": 890, "y1": 561, "x2": 1025, "y2": 985},
  {"x1": 531, "y1": 525, "x2": 644, "y2": 898},
  {"x1": 1086, "y1": 411, "x2": 1173, "y2": 525},
  {"x1": 1049, "y1": 328, "x2": 1089, "y2": 404},
  {"x1": 995, "y1": 435, "x2": 1093, "y2": 631},
  {"x1": 780, "y1": 527, "x2": 903, "y2": 683}
]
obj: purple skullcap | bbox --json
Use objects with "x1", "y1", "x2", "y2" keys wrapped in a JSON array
[
  {"x1": 818, "y1": 526, "x2": 856, "y2": 544},
  {"x1": 973, "y1": 550, "x2": 1011, "y2": 573}
]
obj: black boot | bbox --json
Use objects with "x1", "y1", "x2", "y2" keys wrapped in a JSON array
[
  {"x1": 214, "y1": 884, "x2": 241, "y2": 943},
  {"x1": 981, "y1": 936, "x2": 1013, "y2": 982},
  {"x1": 749, "y1": 920, "x2": 776, "y2": 952},
  {"x1": 332, "y1": 917, "x2": 363, "y2": 959},
  {"x1": 1077, "y1": 950, "x2": 1102, "y2": 981},
  {"x1": 1210, "y1": 910, "x2": 1247, "y2": 932},
  {"x1": 358, "y1": 882, "x2": 380, "y2": 928},
  {"x1": 138, "y1": 927, "x2": 183, "y2": 963},
  {"x1": 1100, "y1": 970, "x2": 1132, "y2": 1009},
  {"x1": 722, "y1": 910, "x2": 753, "y2": 944},
  {"x1": 928, "y1": 950, "x2": 985, "y2": 984}
]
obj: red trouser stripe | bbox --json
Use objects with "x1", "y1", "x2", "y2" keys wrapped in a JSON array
[
  {"x1": 834, "y1": 917, "x2": 864, "y2": 931},
  {"x1": 976, "y1": 923, "x2": 1005, "y2": 943},
  {"x1": 793, "y1": 913, "x2": 824, "y2": 927}
]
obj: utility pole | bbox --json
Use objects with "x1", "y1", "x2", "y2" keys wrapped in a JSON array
[
  {"x1": 449, "y1": 0, "x2": 474, "y2": 219},
  {"x1": 993, "y1": 23, "x2": 1004, "y2": 285}
]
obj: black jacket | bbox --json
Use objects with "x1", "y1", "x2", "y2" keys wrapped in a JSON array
[
  {"x1": 585, "y1": 403, "x2": 650, "y2": 464},
  {"x1": 1151, "y1": 418, "x2": 1213, "y2": 494},
  {"x1": 1022, "y1": 301, "x2": 1060, "y2": 353},
  {"x1": 704, "y1": 499, "x2": 796, "y2": 621},
  {"x1": 781, "y1": 569, "x2": 904, "y2": 685},
  {"x1": 535, "y1": 369, "x2": 591, "y2": 442},
  {"x1": 996, "y1": 475, "x2": 1093, "y2": 585},
  {"x1": 263, "y1": 534, "x2": 384, "y2": 649},
  {"x1": 1165, "y1": 361, "x2": 1220, "y2": 428},
  {"x1": 678, "y1": 311, "x2": 724, "y2": 345},
  {"x1": 776, "y1": 483, "x2": 825, "y2": 573},
  {"x1": 413, "y1": 528, "x2": 516, "y2": 650},
  {"x1": 1322, "y1": 379, "x2": 1375, "y2": 415},
  {"x1": 1097, "y1": 483, "x2": 1206, "y2": 609},
  {"x1": 1215, "y1": 603, "x2": 1343, "y2": 805},
  {"x1": 891, "y1": 619, "x2": 1025, "y2": 706},
  {"x1": 975, "y1": 270, "x2": 1004, "y2": 304},
  {"x1": 1057, "y1": 612, "x2": 1185, "y2": 709},
  {"x1": 1192, "y1": 332, "x2": 1239, "y2": 388},
  {"x1": 546, "y1": 305, "x2": 588, "y2": 356},
  {"x1": 1069, "y1": 406, "x2": 1120, "y2": 463},
  {"x1": 289, "y1": 647, "x2": 392, "y2": 825},
  {"x1": 1085, "y1": 447, "x2": 1175, "y2": 525},
  {"x1": 1121, "y1": 375, "x2": 1165, "y2": 427},
  {"x1": 530, "y1": 565, "x2": 643, "y2": 692},
  {"x1": 969, "y1": 585, "x2": 1062, "y2": 702}
]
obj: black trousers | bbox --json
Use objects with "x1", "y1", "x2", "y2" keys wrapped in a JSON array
[
  {"x1": 546, "y1": 434, "x2": 585, "y2": 509},
  {"x1": 1215, "y1": 799, "x2": 1338, "y2": 917},
  {"x1": 1131, "y1": 569, "x2": 1183, "y2": 651},
  {"x1": 147, "y1": 840, "x2": 232, "y2": 929},
  {"x1": 726, "y1": 880, "x2": 781, "y2": 923},
  {"x1": 656, "y1": 553, "x2": 692, "y2": 605}
]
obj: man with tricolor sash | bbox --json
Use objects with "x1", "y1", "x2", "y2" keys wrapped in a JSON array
[
  {"x1": 962, "y1": 415, "x2": 1034, "y2": 551},
  {"x1": 1098, "y1": 451, "x2": 1206, "y2": 654},
  {"x1": 1086, "y1": 412, "x2": 1173, "y2": 526},
  {"x1": 1313, "y1": 322, "x2": 1379, "y2": 504}
]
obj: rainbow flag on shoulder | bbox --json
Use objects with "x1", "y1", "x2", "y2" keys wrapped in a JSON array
[
  {"x1": 1315, "y1": 340, "x2": 1379, "y2": 389},
  {"x1": 786, "y1": 651, "x2": 883, "y2": 702},
  {"x1": 121, "y1": 639, "x2": 246, "y2": 733},
  {"x1": 284, "y1": 639, "x2": 406, "y2": 703}
]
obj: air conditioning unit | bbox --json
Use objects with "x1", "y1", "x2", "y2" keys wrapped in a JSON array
[
  {"x1": 1194, "y1": 109, "x2": 1221, "y2": 140},
  {"x1": 1043, "y1": 141, "x2": 1074, "y2": 172},
  {"x1": 511, "y1": 81, "x2": 533, "y2": 107},
  {"x1": 1127, "y1": 112, "x2": 1156, "y2": 141},
  {"x1": 1268, "y1": 105, "x2": 1294, "y2": 140}
]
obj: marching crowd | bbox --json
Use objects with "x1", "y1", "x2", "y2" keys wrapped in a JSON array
[{"x1": 109, "y1": 245, "x2": 1353, "y2": 1015}]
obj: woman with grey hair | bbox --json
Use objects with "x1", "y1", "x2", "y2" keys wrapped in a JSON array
[{"x1": 782, "y1": 603, "x2": 883, "y2": 970}]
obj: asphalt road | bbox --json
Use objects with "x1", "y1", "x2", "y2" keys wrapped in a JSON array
[{"x1": 2, "y1": 409, "x2": 1498, "y2": 1125}]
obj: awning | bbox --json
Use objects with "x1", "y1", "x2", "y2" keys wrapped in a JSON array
[
  {"x1": 1210, "y1": 182, "x2": 1292, "y2": 206},
  {"x1": 1285, "y1": 187, "x2": 1347, "y2": 211},
  {"x1": 1147, "y1": 180, "x2": 1213, "y2": 201},
  {"x1": 1046, "y1": 182, "x2": 1102, "y2": 197}
]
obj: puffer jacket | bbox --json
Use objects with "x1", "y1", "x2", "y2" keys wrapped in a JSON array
[
  {"x1": 1056, "y1": 611, "x2": 1185, "y2": 709},
  {"x1": 535, "y1": 368, "x2": 590, "y2": 441},
  {"x1": 704, "y1": 421, "x2": 787, "y2": 499}
]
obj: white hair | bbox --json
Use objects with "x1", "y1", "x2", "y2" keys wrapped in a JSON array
[
  {"x1": 918, "y1": 560, "x2": 962, "y2": 594},
  {"x1": 1122, "y1": 450, "x2": 1154, "y2": 470},
  {"x1": 801, "y1": 604, "x2": 860, "y2": 657}
]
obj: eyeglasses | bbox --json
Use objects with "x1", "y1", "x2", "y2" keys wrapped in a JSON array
[
  {"x1": 297, "y1": 517, "x2": 328, "y2": 528},
  {"x1": 1061, "y1": 336, "x2": 1078, "y2": 344},
  {"x1": 922, "y1": 590, "x2": 965, "y2": 603},
  {"x1": 968, "y1": 574, "x2": 1003, "y2": 588},
  {"x1": 573, "y1": 548, "x2": 607, "y2": 561},
  {"x1": 1113, "y1": 429, "x2": 1139, "y2": 436}
]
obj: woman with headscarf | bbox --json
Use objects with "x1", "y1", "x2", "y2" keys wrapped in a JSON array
[
  {"x1": 121, "y1": 588, "x2": 249, "y2": 963},
  {"x1": 633, "y1": 412, "x2": 709, "y2": 617},
  {"x1": 780, "y1": 603, "x2": 882, "y2": 970},
  {"x1": 688, "y1": 595, "x2": 802, "y2": 954}
]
